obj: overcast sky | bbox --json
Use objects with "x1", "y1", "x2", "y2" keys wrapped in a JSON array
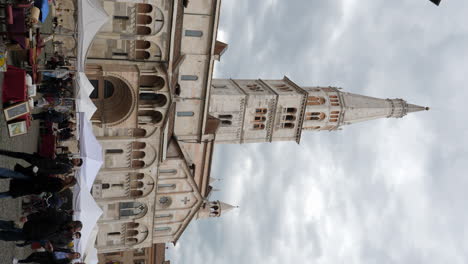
[{"x1": 168, "y1": 1, "x2": 468, "y2": 263}]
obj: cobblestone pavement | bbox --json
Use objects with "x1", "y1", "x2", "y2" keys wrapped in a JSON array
[{"x1": 0, "y1": 55, "x2": 39, "y2": 264}]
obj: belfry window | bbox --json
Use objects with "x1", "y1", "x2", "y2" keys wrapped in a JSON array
[
  {"x1": 284, "y1": 108, "x2": 297, "y2": 114},
  {"x1": 255, "y1": 108, "x2": 267, "y2": 114},
  {"x1": 253, "y1": 124, "x2": 265, "y2": 130},
  {"x1": 281, "y1": 122, "x2": 295, "y2": 129},
  {"x1": 306, "y1": 112, "x2": 326, "y2": 121},
  {"x1": 307, "y1": 96, "x2": 326, "y2": 105}
]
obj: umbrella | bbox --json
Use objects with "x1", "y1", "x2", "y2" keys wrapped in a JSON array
[{"x1": 78, "y1": 112, "x2": 103, "y2": 191}]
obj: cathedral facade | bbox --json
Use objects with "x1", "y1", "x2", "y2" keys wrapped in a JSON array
[{"x1": 57, "y1": 0, "x2": 427, "y2": 259}]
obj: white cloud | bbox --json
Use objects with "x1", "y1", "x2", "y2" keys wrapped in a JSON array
[{"x1": 170, "y1": 0, "x2": 468, "y2": 263}]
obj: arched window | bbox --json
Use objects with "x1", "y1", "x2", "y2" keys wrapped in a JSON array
[
  {"x1": 132, "y1": 142, "x2": 146, "y2": 149},
  {"x1": 256, "y1": 108, "x2": 267, "y2": 114},
  {"x1": 136, "y1": 40, "x2": 151, "y2": 49},
  {"x1": 119, "y1": 202, "x2": 146, "y2": 218},
  {"x1": 219, "y1": 114, "x2": 232, "y2": 119},
  {"x1": 102, "y1": 183, "x2": 110, "y2": 189},
  {"x1": 285, "y1": 108, "x2": 297, "y2": 114},
  {"x1": 137, "y1": 15, "x2": 152, "y2": 25},
  {"x1": 131, "y1": 128, "x2": 147, "y2": 137},
  {"x1": 139, "y1": 75, "x2": 165, "y2": 89},
  {"x1": 254, "y1": 116, "x2": 266, "y2": 122},
  {"x1": 139, "y1": 93, "x2": 167, "y2": 107},
  {"x1": 221, "y1": 120, "x2": 232, "y2": 126},
  {"x1": 307, "y1": 96, "x2": 325, "y2": 105},
  {"x1": 284, "y1": 115, "x2": 296, "y2": 121},
  {"x1": 130, "y1": 190, "x2": 143, "y2": 197},
  {"x1": 136, "y1": 26, "x2": 151, "y2": 35},
  {"x1": 135, "y1": 51, "x2": 150, "y2": 60},
  {"x1": 253, "y1": 124, "x2": 265, "y2": 130},
  {"x1": 185, "y1": 30, "x2": 203, "y2": 37},
  {"x1": 131, "y1": 160, "x2": 145, "y2": 169},
  {"x1": 132, "y1": 151, "x2": 146, "y2": 159},
  {"x1": 281, "y1": 123, "x2": 295, "y2": 129},
  {"x1": 329, "y1": 111, "x2": 340, "y2": 122},
  {"x1": 329, "y1": 95, "x2": 340, "y2": 106},
  {"x1": 138, "y1": 110, "x2": 163, "y2": 124},
  {"x1": 137, "y1": 4, "x2": 153, "y2": 13},
  {"x1": 305, "y1": 112, "x2": 326, "y2": 121}
]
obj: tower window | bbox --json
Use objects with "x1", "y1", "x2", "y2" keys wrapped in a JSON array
[
  {"x1": 253, "y1": 124, "x2": 265, "y2": 130},
  {"x1": 281, "y1": 123, "x2": 295, "y2": 129},
  {"x1": 247, "y1": 84, "x2": 263, "y2": 92},
  {"x1": 329, "y1": 95, "x2": 340, "y2": 106},
  {"x1": 255, "y1": 108, "x2": 268, "y2": 114},
  {"x1": 221, "y1": 120, "x2": 232, "y2": 126},
  {"x1": 284, "y1": 115, "x2": 296, "y2": 121},
  {"x1": 284, "y1": 108, "x2": 297, "y2": 114},
  {"x1": 307, "y1": 96, "x2": 326, "y2": 105},
  {"x1": 219, "y1": 114, "x2": 232, "y2": 119},
  {"x1": 306, "y1": 112, "x2": 326, "y2": 121},
  {"x1": 185, "y1": 30, "x2": 203, "y2": 37},
  {"x1": 254, "y1": 116, "x2": 266, "y2": 122}
]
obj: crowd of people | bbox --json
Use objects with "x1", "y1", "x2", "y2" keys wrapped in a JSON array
[{"x1": 0, "y1": 149, "x2": 84, "y2": 264}]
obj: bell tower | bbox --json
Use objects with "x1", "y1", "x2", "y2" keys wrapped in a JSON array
[
  {"x1": 208, "y1": 77, "x2": 428, "y2": 144},
  {"x1": 196, "y1": 200, "x2": 238, "y2": 219}
]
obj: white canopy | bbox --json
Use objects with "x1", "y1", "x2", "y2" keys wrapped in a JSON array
[
  {"x1": 78, "y1": 112, "x2": 103, "y2": 191},
  {"x1": 73, "y1": 184, "x2": 102, "y2": 263},
  {"x1": 73, "y1": 113, "x2": 104, "y2": 262},
  {"x1": 76, "y1": 0, "x2": 109, "y2": 71},
  {"x1": 75, "y1": 73, "x2": 98, "y2": 122}
]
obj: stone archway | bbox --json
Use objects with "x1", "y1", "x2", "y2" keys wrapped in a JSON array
[{"x1": 91, "y1": 75, "x2": 135, "y2": 125}]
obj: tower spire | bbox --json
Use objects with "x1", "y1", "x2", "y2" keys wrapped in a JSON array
[{"x1": 335, "y1": 91, "x2": 429, "y2": 127}]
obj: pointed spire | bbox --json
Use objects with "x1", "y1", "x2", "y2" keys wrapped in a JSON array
[
  {"x1": 335, "y1": 91, "x2": 428, "y2": 126},
  {"x1": 407, "y1": 104, "x2": 430, "y2": 113},
  {"x1": 218, "y1": 201, "x2": 238, "y2": 214}
]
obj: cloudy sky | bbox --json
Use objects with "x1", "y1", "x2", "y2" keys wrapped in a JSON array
[{"x1": 169, "y1": 0, "x2": 468, "y2": 263}]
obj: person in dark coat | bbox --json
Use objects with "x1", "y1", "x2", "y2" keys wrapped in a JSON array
[
  {"x1": 0, "y1": 169, "x2": 77, "y2": 199},
  {"x1": 32, "y1": 110, "x2": 70, "y2": 124},
  {"x1": 14, "y1": 251, "x2": 80, "y2": 264},
  {"x1": 0, "y1": 149, "x2": 82, "y2": 175},
  {"x1": 0, "y1": 208, "x2": 82, "y2": 243}
]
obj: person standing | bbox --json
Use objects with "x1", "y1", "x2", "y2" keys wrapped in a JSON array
[
  {"x1": 0, "y1": 149, "x2": 82, "y2": 175},
  {"x1": 0, "y1": 168, "x2": 76, "y2": 199}
]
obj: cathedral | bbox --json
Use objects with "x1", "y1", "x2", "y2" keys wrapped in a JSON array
[{"x1": 54, "y1": 0, "x2": 428, "y2": 262}]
